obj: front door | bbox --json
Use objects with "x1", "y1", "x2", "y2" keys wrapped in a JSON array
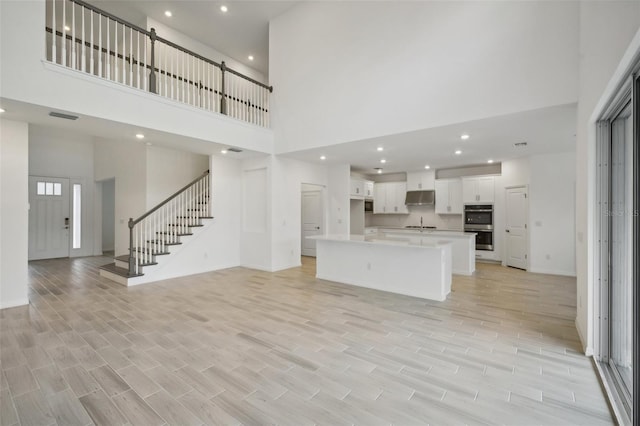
[
  {"x1": 505, "y1": 186, "x2": 528, "y2": 270},
  {"x1": 301, "y1": 190, "x2": 323, "y2": 257},
  {"x1": 29, "y1": 176, "x2": 70, "y2": 260}
]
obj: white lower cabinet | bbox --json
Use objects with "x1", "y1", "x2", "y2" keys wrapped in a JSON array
[{"x1": 373, "y1": 182, "x2": 409, "y2": 214}]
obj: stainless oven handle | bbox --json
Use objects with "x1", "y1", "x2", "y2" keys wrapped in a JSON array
[{"x1": 464, "y1": 225, "x2": 494, "y2": 231}]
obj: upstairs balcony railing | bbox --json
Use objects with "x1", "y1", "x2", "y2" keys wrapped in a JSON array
[{"x1": 45, "y1": 0, "x2": 272, "y2": 127}]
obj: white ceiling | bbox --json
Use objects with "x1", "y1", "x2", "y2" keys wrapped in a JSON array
[
  {"x1": 87, "y1": 0, "x2": 299, "y2": 75},
  {"x1": 282, "y1": 103, "x2": 577, "y2": 175},
  {"x1": 2, "y1": 98, "x2": 576, "y2": 173}
]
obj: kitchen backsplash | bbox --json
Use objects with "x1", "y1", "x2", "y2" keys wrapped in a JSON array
[{"x1": 365, "y1": 205, "x2": 464, "y2": 230}]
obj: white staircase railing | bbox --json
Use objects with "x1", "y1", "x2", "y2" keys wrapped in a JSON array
[{"x1": 128, "y1": 171, "x2": 210, "y2": 276}]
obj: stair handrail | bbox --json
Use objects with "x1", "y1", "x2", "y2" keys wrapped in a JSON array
[{"x1": 128, "y1": 170, "x2": 210, "y2": 228}]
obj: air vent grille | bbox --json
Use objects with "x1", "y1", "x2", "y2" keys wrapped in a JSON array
[
  {"x1": 514, "y1": 142, "x2": 528, "y2": 147},
  {"x1": 49, "y1": 111, "x2": 79, "y2": 120}
]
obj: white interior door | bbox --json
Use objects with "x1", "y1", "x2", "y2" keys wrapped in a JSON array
[
  {"x1": 505, "y1": 186, "x2": 528, "y2": 270},
  {"x1": 301, "y1": 190, "x2": 323, "y2": 257},
  {"x1": 29, "y1": 176, "x2": 70, "y2": 260}
]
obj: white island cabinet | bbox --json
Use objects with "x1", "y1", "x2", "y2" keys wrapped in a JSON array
[
  {"x1": 309, "y1": 234, "x2": 452, "y2": 301},
  {"x1": 379, "y1": 228, "x2": 476, "y2": 276}
]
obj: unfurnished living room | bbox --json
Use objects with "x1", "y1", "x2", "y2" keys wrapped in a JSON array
[{"x1": 0, "y1": 0, "x2": 638, "y2": 425}]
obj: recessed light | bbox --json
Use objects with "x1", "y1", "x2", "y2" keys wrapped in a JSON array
[
  {"x1": 455, "y1": 150, "x2": 462, "y2": 155},
  {"x1": 220, "y1": 5, "x2": 228, "y2": 12},
  {"x1": 320, "y1": 155, "x2": 326, "y2": 160},
  {"x1": 0, "y1": 108, "x2": 5, "y2": 113},
  {"x1": 248, "y1": 55, "x2": 254, "y2": 61},
  {"x1": 380, "y1": 159, "x2": 386, "y2": 164},
  {"x1": 221, "y1": 149, "x2": 228, "y2": 154},
  {"x1": 164, "y1": 10, "x2": 172, "y2": 17},
  {"x1": 487, "y1": 159, "x2": 494, "y2": 164},
  {"x1": 64, "y1": 25, "x2": 71, "y2": 31},
  {"x1": 135, "y1": 133, "x2": 144, "y2": 139},
  {"x1": 377, "y1": 169, "x2": 382, "y2": 174},
  {"x1": 424, "y1": 165, "x2": 430, "y2": 169},
  {"x1": 461, "y1": 134, "x2": 470, "y2": 140},
  {"x1": 377, "y1": 147, "x2": 384, "y2": 152}
]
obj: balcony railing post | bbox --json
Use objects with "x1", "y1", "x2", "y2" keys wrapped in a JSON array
[
  {"x1": 220, "y1": 61, "x2": 227, "y2": 115},
  {"x1": 149, "y1": 27, "x2": 157, "y2": 94},
  {"x1": 128, "y1": 218, "x2": 135, "y2": 275}
]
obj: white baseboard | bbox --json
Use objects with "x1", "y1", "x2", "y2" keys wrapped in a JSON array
[
  {"x1": 529, "y1": 267, "x2": 577, "y2": 277},
  {"x1": 0, "y1": 298, "x2": 29, "y2": 310}
]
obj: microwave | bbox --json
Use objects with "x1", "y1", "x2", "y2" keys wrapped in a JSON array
[{"x1": 364, "y1": 200, "x2": 374, "y2": 212}]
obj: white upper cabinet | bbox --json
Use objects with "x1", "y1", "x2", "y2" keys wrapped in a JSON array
[
  {"x1": 350, "y1": 178, "x2": 364, "y2": 199},
  {"x1": 462, "y1": 176, "x2": 495, "y2": 204},
  {"x1": 373, "y1": 182, "x2": 409, "y2": 214},
  {"x1": 406, "y1": 170, "x2": 435, "y2": 191},
  {"x1": 364, "y1": 181, "x2": 374, "y2": 199},
  {"x1": 435, "y1": 178, "x2": 463, "y2": 214}
]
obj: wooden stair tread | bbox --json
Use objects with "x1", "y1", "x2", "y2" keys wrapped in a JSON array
[
  {"x1": 146, "y1": 240, "x2": 182, "y2": 246},
  {"x1": 133, "y1": 248, "x2": 170, "y2": 255},
  {"x1": 114, "y1": 255, "x2": 158, "y2": 267},
  {"x1": 99, "y1": 263, "x2": 144, "y2": 278}
]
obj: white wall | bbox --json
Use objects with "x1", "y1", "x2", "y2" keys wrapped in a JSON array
[
  {"x1": 134, "y1": 154, "x2": 242, "y2": 282},
  {"x1": 29, "y1": 125, "x2": 96, "y2": 257},
  {"x1": 101, "y1": 179, "x2": 115, "y2": 251},
  {"x1": 327, "y1": 164, "x2": 350, "y2": 235},
  {"x1": 270, "y1": 1, "x2": 579, "y2": 153},
  {"x1": 94, "y1": 137, "x2": 147, "y2": 256},
  {"x1": 0, "y1": 1, "x2": 273, "y2": 158},
  {"x1": 529, "y1": 152, "x2": 576, "y2": 276},
  {"x1": 575, "y1": 1, "x2": 640, "y2": 354},
  {"x1": 271, "y1": 157, "x2": 328, "y2": 270},
  {"x1": 240, "y1": 156, "x2": 272, "y2": 270},
  {"x1": 146, "y1": 145, "x2": 209, "y2": 208},
  {"x1": 0, "y1": 119, "x2": 29, "y2": 309}
]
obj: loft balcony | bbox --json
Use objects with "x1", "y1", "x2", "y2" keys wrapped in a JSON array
[{"x1": 42, "y1": 0, "x2": 272, "y2": 129}]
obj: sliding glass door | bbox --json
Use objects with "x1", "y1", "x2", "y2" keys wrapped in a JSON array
[
  {"x1": 609, "y1": 101, "x2": 634, "y2": 400},
  {"x1": 596, "y1": 72, "x2": 638, "y2": 425}
]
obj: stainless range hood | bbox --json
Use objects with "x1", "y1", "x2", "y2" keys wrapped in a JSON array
[{"x1": 405, "y1": 190, "x2": 435, "y2": 206}]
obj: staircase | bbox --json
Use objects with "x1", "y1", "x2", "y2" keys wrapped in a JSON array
[{"x1": 99, "y1": 170, "x2": 212, "y2": 286}]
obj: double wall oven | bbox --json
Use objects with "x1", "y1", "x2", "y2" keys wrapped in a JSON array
[{"x1": 464, "y1": 204, "x2": 494, "y2": 251}]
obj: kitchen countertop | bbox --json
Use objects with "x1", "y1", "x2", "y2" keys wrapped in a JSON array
[
  {"x1": 308, "y1": 234, "x2": 452, "y2": 249},
  {"x1": 367, "y1": 227, "x2": 477, "y2": 237}
]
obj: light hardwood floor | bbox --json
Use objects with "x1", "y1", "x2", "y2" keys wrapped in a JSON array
[{"x1": 0, "y1": 255, "x2": 613, "y2": 425}]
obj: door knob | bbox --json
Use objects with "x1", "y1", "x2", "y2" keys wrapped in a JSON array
[
  {"x1": 506, "y1": 229, "x2": 510, "y2": 233},
  {"x1": 316, "y1": 227, "x2": 320, "y2": 230}
]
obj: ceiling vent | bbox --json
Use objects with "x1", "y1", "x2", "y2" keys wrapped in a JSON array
[
  {"x1": 514, "y1": 141, "x2": 528, "y2": 147},
  {"x1": 227, "y1": 147, "x2": 243, "y2": 153},
  {"x1": 49, "y1": 111, "x2": 79, "y2": 120}
]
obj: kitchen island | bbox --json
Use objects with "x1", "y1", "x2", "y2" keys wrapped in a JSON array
[
  {"x1": 308, "y1": 234, "x2": 452, "y2": 301},
  {"x1": 373, "y1": 228, "x2": 476, "y2": 276}
]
